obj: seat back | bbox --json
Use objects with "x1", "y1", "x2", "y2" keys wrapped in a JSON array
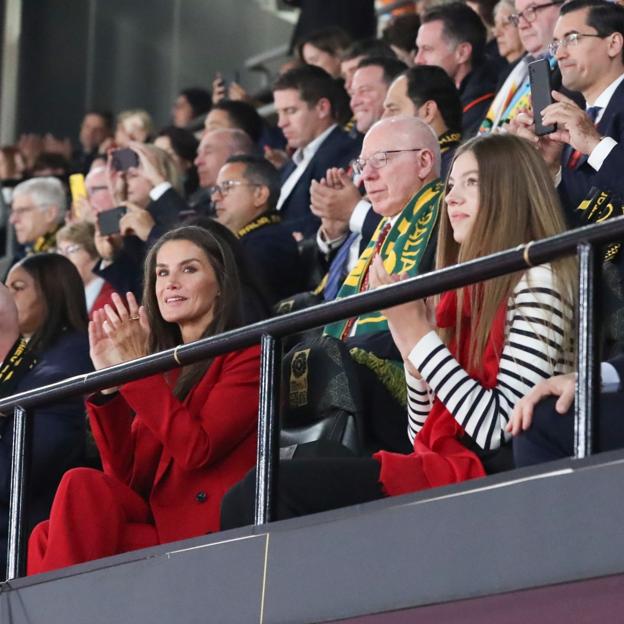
[{"x1": 280, "y1": 336, "x2": 366, "y2": 457}]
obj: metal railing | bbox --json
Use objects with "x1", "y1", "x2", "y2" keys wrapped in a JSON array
[{"x1": 3, "y1": 216, "x2": 620, "y2": 580}]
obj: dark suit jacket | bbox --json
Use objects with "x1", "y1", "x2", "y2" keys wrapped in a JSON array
[
  {"x1": 88, "y1": 346, "x2": 260, "y2": 542},
  {"x1": 459, "y1": 61, "x2": 498, "y2": 139},
  {"x1": 559, "y1": 77, "x2": 624, "y2": 223},
  {"x1": 0, "y1": 331, "x2": 92, "y2": 576},
  {"x1": 279, "y1": 126, "x2": 362, "y2": 238},
  {"x1": 239, "y1": 216, "x2": 304, "y2": 302}
]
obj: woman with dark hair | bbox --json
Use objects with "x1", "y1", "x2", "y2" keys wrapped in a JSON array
[
  {"x1": 27, "y1": 226, "x2": 261, "y2": 574},
  {"x1": 1, "y1": 254, "x2": 92, "y2": 576},
  {"x1": 171, "y1": 87, "x2": 212, "y2": 129}
]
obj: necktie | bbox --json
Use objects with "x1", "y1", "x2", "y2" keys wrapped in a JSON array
[
  {"x1": 340, "y1": 221, "x2": 392, "y2": 339},
  {"x1": 565, "y1": 106, "x2": 602, "y2": 170},
  {"x1": 324, "y1": 231, "x2": 359, "y2": 301}
]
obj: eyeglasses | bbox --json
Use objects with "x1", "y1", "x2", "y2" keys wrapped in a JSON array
[
  {"x1": 208, "y1": 180, "x2": 260, "y2": 198},
  {"x1": 509, "y1": 1, "x2": 563, "y2": 26},
  {"x1": 352, "y1": 149, "x2": 424, "y2": 176},
  {"x1": 548, "y1": 32, "x2": 608, "y2": 56},
  {"x1": 57, "y1": 243, "x2": 83, "y2": 256}
]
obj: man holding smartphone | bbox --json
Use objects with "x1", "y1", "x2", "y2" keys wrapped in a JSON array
[{"x1": 511, "y1": 0, "x2": 624, "y2": 218}]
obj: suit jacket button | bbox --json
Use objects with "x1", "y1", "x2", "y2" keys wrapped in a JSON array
[{"x1": 196, "y1": 491, "x2": 207, "y2": 503}]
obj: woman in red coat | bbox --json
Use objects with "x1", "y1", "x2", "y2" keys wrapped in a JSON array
[{"x1": 28, "y1": 225, "x2": 260, "y2": 574}]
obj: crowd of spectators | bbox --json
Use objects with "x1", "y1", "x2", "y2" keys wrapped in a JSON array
[{"x1": 0, "y1": 0, "x2": 623, "y2": 578}]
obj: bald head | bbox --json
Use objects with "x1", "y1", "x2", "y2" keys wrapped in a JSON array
[
  {"x1": 194, "y1": 128, "x2": 255, "y2": 189},
  {"x1": 359, "y1": 116, "x2": 441, "y2": 217},
  {"x1": 0, "y1": 283, "x2": 19, "y2": 362}
]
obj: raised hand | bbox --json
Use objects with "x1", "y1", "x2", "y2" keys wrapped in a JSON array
[{"x1": 368, "y1": 255, "x2": 434, "y2": 364}]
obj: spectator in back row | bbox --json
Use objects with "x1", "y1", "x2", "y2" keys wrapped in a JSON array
[
  {"x1": 382, "y1": 13, "x2": 421, "y2": 65},
  {"x1": 154, "y1": 126, "x2": 200, "y2": 198},
  {"x1": 9, "y1": 177, "x2": 66, "y2": 261},
  {"x1": 171, "y1": 87, "x2": 212, "y2": 130},
  {"x1": 56, "y1": 221, "x2": 116, "y2": 318},
  {"x1": 511, "y1": 0, "x2": 624, "y2": 219},
  {"x1": 141, "y1": 128, "x2": 255, "y2": 221},
  {"x1": 339, "y1": 38, "x2": 398, "y2": 93},
  {"x1": 416, "y1": 2, "x2": 499, "y2": 137},
  {"x1": 383, "y1": 65, "x2": 463, "y2": 177},
  {"x1": 479, "y1": 0, "x2": 564, "y2": 134},
  {"x1": 73, "y1": 111, "x2": 113, "y2": 174},
  {"x1": 296, "y1": 26, "x2": 352, "y2": 79},
  {"x1": 114, "y1": 109, "x2": 153, "y2": 148},
  {"x1": 309, "y1": 56, "x2": 406, "y2": 296},
  {"x1": 213, "y1": 155, "x2": 303, "y2": 302},
  {"x1": 274, "y1": 65, "x2": 361, "y2": 238}
]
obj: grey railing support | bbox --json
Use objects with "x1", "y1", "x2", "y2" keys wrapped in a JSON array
[
  {"x1": 6, "y1": 406, "x2": 31, "y2": 580},
  {"x1": 574, "y1": 242, "x2": 600, "y2": 458},
  {"x1": 254, "y1": 334, "x2": 281, "y2": 525}
]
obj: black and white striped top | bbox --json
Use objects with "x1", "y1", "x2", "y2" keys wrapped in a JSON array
[{"x1": 406, "y1": 265, "x2": 573, "y2": 451}]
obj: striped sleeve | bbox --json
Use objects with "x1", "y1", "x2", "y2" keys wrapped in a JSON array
[
  {"x1": 405, "y1": 369, "x2": 434, "y2": 445},
  {"x1": 405, "y1": 265, "x2": 572, "y2": 451}
]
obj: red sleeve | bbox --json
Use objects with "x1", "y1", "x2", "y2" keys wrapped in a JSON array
[
  {"x1": 119, "y1": 346, "x2": 261, "y2": 472},
  {"x1": 87, "y1": 392, "x2": 136, "y2": 483}
]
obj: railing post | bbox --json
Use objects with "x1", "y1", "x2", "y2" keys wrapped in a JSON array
[
  {"x1": 254, "y1": 334, "x2": 281, "y2": 525},
  {"x1": 574, "y1": 242, "x2": 600, "y2": 459},
  {"x1": 6, "y1": 405, "x2": 31, "y2": 580}
]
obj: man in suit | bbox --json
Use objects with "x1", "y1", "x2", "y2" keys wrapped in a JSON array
[
  {"x1": 415, "y1": 2, "x2": 499, "y2": 138},
  {"x1": 273, "y1": 65, "x2": 362, "y2": 239},
  {"x1": 511, "y1": 0, "x2": 624, "y2": 220},
  {"x1": 509, "y1": 355, "x2": 624, "y2": 466},
  {"x1": 213, "y1": 154, "x2": 303, "y2": 302},
  {"x1": 309, "y1": 57, "x2": 407, "y2": 293},
  {"x1": 383, "y1": 65, "x2": 463, "y2": 178}
]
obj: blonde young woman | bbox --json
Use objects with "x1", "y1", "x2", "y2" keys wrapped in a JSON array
[{"x1": 221, "y1": 134, "x2": 576, "y2": 526}]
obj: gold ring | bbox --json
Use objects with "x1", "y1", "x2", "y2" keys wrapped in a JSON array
[
  {"x1": 523, "y1": 241, "x2": 534, "y2": 267},
  {"x1": 129, "y1": 315, "x2": 140, "y2": 321},
  {"x1": 173, "y1": 346, "x2": 182, "y2": 366}
]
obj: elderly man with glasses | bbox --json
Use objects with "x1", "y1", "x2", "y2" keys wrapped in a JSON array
[{"x1": 479, "y1": 0, "x2": 567, "y2": 133}]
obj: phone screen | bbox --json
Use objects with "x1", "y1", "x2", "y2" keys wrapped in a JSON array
[
  {"x1": 97, "y1": 206, "x2": 127, "y2": 236},
  {"x1": 529, "y1": 59, "x2": 556, "y2": 136}
]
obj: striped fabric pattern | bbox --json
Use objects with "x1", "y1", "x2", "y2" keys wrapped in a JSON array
[{"x1": 405, "y1": 265, "x2": 573, "y2": 451}]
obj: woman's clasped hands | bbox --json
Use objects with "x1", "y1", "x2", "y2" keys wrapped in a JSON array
[{"x1": 89, "y1": 292, "x2": 150, "y2": 374}]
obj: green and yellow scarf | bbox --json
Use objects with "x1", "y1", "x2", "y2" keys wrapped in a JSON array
[{"x1": 324, "y1": 180, "x2": 442, "y2": 339}]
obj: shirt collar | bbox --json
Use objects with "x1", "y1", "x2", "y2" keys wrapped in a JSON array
[
  {"x1": 292, "y1": 124, "x2": 337, "y2": 165},
  {"x1": 591, "y1": 72, "x2": 624, "y2": 109}
]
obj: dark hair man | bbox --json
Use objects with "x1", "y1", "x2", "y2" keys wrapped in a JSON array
[
  {"x1": 416, "y1": 2, "x2": 498, "y2": 137},
  {"x1": 273, "y1": 65, "x2": 361, "y2": 238},
  {"x1": 212, "y1": 154, "x2": 302, "y2": 302},
  {"x1": 383, "y1": 65, "x2": 463, "y2": 177}
]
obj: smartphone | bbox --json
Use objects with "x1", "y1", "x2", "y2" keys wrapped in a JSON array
[
  {"x1": 69, "y1": 173, "x2": 88, "y2": 220},
  {"x1": 529, "y1": 58, "x2": 556, "y2": 136},
  {"x1": 111, "y1": 148, "x2": 139, "y2": 171},
  {"x1": 97, "y1": 206, "x2": 127, "y2": 236}
]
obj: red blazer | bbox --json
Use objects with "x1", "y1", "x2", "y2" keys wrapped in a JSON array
[{"x1": 87, "y1": 346, "x2": 260, "y2": 543}]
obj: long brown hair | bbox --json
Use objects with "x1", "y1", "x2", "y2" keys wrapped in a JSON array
[
  {"x1": 142, "y1": 225, "x2": 243, "y2": 399},
  {"x1": 436, "y1": 134, "x2": 576, "y2": 370}
]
